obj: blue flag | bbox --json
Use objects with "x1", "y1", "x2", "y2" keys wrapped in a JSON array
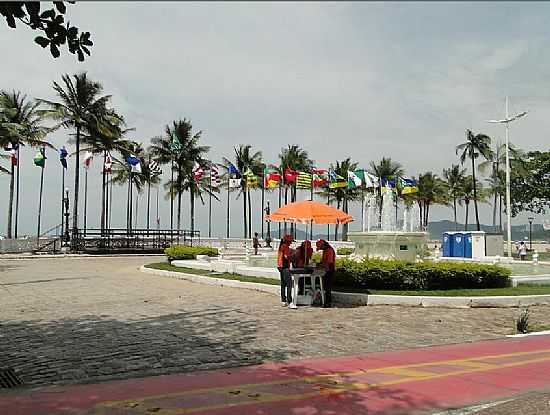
[
  {"x1": 228, "y1": 163, "x2": 240, "y2": 176},
  {"x1": 59, "y1": 146, "x2": 68, "y2": 169}
]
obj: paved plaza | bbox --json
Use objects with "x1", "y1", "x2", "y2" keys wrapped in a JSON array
[{"x1": 2, "y1": 256, "x2": 550, "y2": 390}]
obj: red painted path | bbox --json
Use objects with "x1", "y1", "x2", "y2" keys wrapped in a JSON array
[{"x1": 3, "y1": 335, "x2": 550, "y2": 415}]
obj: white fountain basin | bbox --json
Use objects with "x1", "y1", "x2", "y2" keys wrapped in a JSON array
[{"x1": 348, "y1": 231, "x2": 428, "y2": 261}]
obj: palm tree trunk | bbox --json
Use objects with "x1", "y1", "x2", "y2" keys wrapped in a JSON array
[
  {"x1": 453, "y1": 197, "x2": 458, "y2": 231},
  {"x1": 170, "y1": 158, "x2": 174, "y2": 231},
  {"x1": 146, "y1": 178, "x2": 151, "y2": 235},
  {"x1": 471, "y1": 156, "x2": 481, "y2": 231},
  {"x1": 499, "y1": 194, "x2": 503, "y2": 232},
  {"x1": 72, "y1": 125, "x2": 81, "y2": 241},
  {"x1": 177, "y1": 166, "x2": 182, "y2": 231},
  {"x1": 424, "y1": 203, "x2": 430, "y2": 228},
  {"x1": 243, "y1": 185, "x2": 247, "y2": 238},
  {"x1": 342, "y1": 198, "x2": 349, "y2": 241},
  {"x1": 278, "y1": 182, "x2": 281, "y2": 239},
  {"x1": 464, "y1": 201, "x2": 469, "y2": 231},
  {"x1": 101, "y1": 151, "x2": 106, "y2": 235},
  {"x1": 7, "y1": 162, "x2": 14, "y2": 238},
  {"x1": 14, "y1": 147, "x2": 20, "y2": 238},
  {"x1": 492, "y1": 163, "x2": 499, "y2": 229},
  {"x1": 418, "y1": 201, "x2": 423, "y2": 231},
  {"x1": 226, "y1": 177, "x2": 230, "y2": 238},
  {"x1": 283, "y1": 187, "x2": 288, "y2": 234}
]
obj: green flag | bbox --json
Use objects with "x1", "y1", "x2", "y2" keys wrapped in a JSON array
[
  {"x1": 170, "y1": 131, "x2": 182, "y2": 153},
  {"x1": 33, "y1": 149, "x2": 46, "y2": 168}
]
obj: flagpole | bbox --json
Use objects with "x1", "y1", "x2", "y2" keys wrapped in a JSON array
[
  {"x1": 361, "y1": 187, "x2": 365, "y2": 232},
  {"x1": 105, "y1": 173, "x2": 110, "y2": 234},
  {"x1": 109, "y1": 176, "x2": 113, "y2": 231},
  {"x1": 278, "y1": 178, "x2": 281, "y2": 239},
  {"x1": 327, "y1": 193, "x2": 330, "y2": 240},
  {"x1": 226, "y1": 174, "x2": 230, "y2": 238},
  {"x1": 61, "y1": 165, "x2": 65, "y2": 238},
  {"x1": 14, "y1": 146, "x2": 20, "y2": 238},
  {"x1": 146, "y1": 156, "x2": 151, "y2": 235},
  {"x1": 170, "y1": 157, "x2": 174, "y2": 233},
  {"x1": 37, "y1": 148, "x2": 45, "y2": 249},
  {"x1": 84, "y1": 166, "x2": 88, "y2": 236},
  {"x1": 156, "y1": 185, "x2": 160, "y2": 230},
  {"x1": 208, "y1": 163, "x2": 212, "y2": 238},
  {"x1": 100, "y1": 151, "x2": 106, "y2": 235},
  {"x1": 261, "y1": 173, "x2": 265, "y2": 239}
]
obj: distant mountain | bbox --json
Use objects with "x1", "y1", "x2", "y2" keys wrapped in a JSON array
[{"x1": 427, "y1": 220, "x2": 549, "y2": 242}]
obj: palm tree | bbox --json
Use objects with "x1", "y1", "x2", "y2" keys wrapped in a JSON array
[
  {"x1": 150, "y1": 120, "x2": 209, "y2": 232},
  {"x1": 479, "y1": 142, "x2": 525, "y2": 231},
  {"x1": 278, "y1": 145, "x2": 312, "y2": 236},
  {"x1": 369, "y1": 157, "x2": 404, "y2": 225},
  {"x1": 329, "y1": 158, "x2": 360, "y2": 240},
  {"x1": 415, "y1": 172, "x2": 448, "y2": 229},
  {"x1": 223, "y1": 145, "x2": 262, "y2": 238},
  {"x1": 78, "y1": 109, "x2": 130, "y2": 233},
  {"x1": 456, "y1": 130, "x2": 492, "y2": 231},
  {"x1": 0, "y1": 91, "x2": 51, "y2": 238},
  {"x1": 38, "y1": 72, "x2": 115, "y2": 240},
  {"x1": 460, "y1": 176, "x2": 486, "y2": 231},
  {"x1": 443, "y1": 164, "x2": 467, "y2": 231}
]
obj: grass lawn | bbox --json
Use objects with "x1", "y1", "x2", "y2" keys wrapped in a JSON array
[
  {"x1": 146, "y1": 262, "x2": 550, "y2": 297},
  {"x1": 145, "y1": 262, "x2": 280, "y2": 285}
]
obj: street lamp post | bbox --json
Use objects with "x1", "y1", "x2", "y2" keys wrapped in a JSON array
[
  {"x1": 486, "y1": 97, "x2": 527, "y2": 258},
  {"x1": 63, "y1": 188, "x2": 70, "y2": 246},
  {"x1": 528, "y1": 217, "x2": 534, "y2": 251}
]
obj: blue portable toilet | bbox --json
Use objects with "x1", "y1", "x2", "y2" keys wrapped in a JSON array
[
  {"x1": 442, "y1": 233, "x2": 453, "y2": 257},
  {"x1": 452, "y1": 233, "x2": 465, "y2": 257},
  {"x1": 463, "y1": 232, "x2": 473, "y2": 258}
]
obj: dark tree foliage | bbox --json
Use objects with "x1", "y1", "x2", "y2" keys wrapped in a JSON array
[
  {"x1": 510, "y1": 151, "x2": 550, "y2": 216},
  {"x1": 0, "y1": 1, "x2": 93, "y2": 61}
]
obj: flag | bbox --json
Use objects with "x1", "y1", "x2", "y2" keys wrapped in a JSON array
[
  {"x1": 208, "y1": 163, "x2": 221, "y2": 187},
  {"x1": 193, "y1": 162, "x2": 204, "y2": 181},
  {"x1": 283, "y1": 168, "x2": 299, "y2": 184},
  {"x1": 170, "y1": 131, "x2": 182, "y2": 153},
  {"x1": 400, "y1": 177, "x2": 418, "y2": 194},
  {"x1": 363, "y1": 172, "x2": 378, "y2": 188},
  {"x1": 263, "y1": 166, "x2": 281, "y2": 189},
  {"x1": 328, "y1": 170, "x2": 347, "y2": 189},
  {"x1": 83, "y1": 151, "x2": 93, "y2": 169},
  {"x1": 33, "y1": 148, "x2": 46, "y2": 168},
  {"x1": 59, "y1": 146, "x2": 68, "y2": 169},
  {"x1": 148, "y1": 159, "x2": 162, "y2": 176},
  {"x1": 228, "y1": 163, "x2": 240, "y2": 176},
  {"x1": 381, "y1": 178, "x2": 397, "y2": 188},
  {"x1": 347, "y1": 170, "x2": 362, "y2": 189},
  {"x1": 244, "y1": 168, "x2": 258, "y2": 187},
  {"x1": 127, "y1": 154, "x2": 141, "y2": 173},
  {"x1": 229, "y1": 178, "x2": 241, "y2": 188},
  {"x1": 10, "y1": 149, "x2": 17, "y2": 167},
  {"x1": 296, "y1": 171, "x2": 312, "y2": 189},
  {"x1": 312, "y1": 168, "x2": 329, "y2": 187},
  {"x1": 104, "y1": 153, "x2": 113, "y2": 174}
]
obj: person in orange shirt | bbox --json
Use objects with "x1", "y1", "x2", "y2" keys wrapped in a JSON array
[
  {"x1": 277, "y1": 234, "x2": 293, "y2": 306},
  {"x1": 316, "y1": 239, "x2": 335, "y2": 308},
  {"x1": 293, "y1": 240, "x2": 313, "y2": 268}
]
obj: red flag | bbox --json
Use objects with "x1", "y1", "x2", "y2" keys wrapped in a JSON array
[
  {"x1": 10, "y1": 150, "x2": 17, "y2": 166},
  {"x1": 284, "y1": 168, "x2": 299, "y2": 184},
  {"x1": 312, "y1": 168, "x2": 328, "y2": 187}
]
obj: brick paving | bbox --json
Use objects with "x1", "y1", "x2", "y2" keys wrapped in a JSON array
[{"x1": 2, "y1": 256, "x2": 550, "y2": 389}]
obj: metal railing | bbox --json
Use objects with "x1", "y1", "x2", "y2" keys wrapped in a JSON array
[{"x1": 71, "y1": 228, "x2": 200, "y2": 253}]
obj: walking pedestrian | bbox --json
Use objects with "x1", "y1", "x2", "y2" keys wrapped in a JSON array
[
  {"x1": 253, "y1": 232, "x2": 260, "y2": 255},
  {"x1": 277, "y1": 234, "x2": 293, "y2": 306},
  {"x1": 519, "y1": 241, "x2": 528, "y2": 261}
]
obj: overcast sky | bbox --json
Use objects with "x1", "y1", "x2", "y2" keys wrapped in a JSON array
[{"x1": 1, "y1": 1, "x2": 549, "y2": 238}]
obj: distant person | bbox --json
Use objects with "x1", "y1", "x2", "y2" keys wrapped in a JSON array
[
  {"x1": 253, "y1": 232, "x2": 260, "y2": 255},
  {"x1": 277, "y1": 234, "x2": 293, "y2": 306},
  {"x1": 316, "y1": 239, "x2": 336, "y2": 308},
  {"x1": 519, "y1": 241, "x2": 528, "y2": 261}
]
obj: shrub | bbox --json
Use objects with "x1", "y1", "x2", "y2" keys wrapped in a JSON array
[
  {"x1": 516, "y1": 308, "x2": 530, "y2": 334},
  {"x1": 334, "y1": 258, "x2": 511, "y2": 291},
  {"x1": 164, "y1": 245, "x2": 218, "y2": 261},
  {"x1": 337, "y1": 247, "x2": 354, "y2": 256}
]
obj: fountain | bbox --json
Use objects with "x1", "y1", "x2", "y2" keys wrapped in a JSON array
[{"x1": 349, "y1": 185, "x2": 428, "y2": 261}]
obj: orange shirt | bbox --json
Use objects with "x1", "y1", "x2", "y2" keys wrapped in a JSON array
[
  {"x1": 321, "y1": 246, "x2": 336, "y2": 271},
  {"x1": 277, "y1": 244, "x2": 291, "y2": 268}
]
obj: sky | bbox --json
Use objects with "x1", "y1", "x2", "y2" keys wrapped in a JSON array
[{"x1": 1, "y1": 1, "x2": 550, "y2": 238}]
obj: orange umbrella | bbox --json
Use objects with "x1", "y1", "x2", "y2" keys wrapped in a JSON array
[{"x1": 265, "y1": 200, "x2": 353, "y2": 225}]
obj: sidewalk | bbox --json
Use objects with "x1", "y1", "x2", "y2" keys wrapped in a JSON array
[{"x1": 2, "y1": 335, "x2": 550, "y2": 414}]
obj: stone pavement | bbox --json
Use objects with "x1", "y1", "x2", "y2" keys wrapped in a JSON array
[{"x1": 2, "y1": 256, "x2": 550, "y2": 389}]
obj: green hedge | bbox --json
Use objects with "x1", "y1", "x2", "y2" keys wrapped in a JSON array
[
  {"x1": 334, "y1": 258, "x2": 511, "y2": 291},
  {"x1": 336, "y1": 247, "x2": 354, "y2": 256},
  {"x1": 164, "y1": 245, "x2": 218, "y2": 261}
]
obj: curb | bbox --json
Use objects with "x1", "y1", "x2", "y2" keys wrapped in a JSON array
[
  {"x1": 141, "y1": 266, "x2": 550, "y2": 308},
  {"x1": 140, "y1": 266, "x2": 280, "y2": 296}
]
